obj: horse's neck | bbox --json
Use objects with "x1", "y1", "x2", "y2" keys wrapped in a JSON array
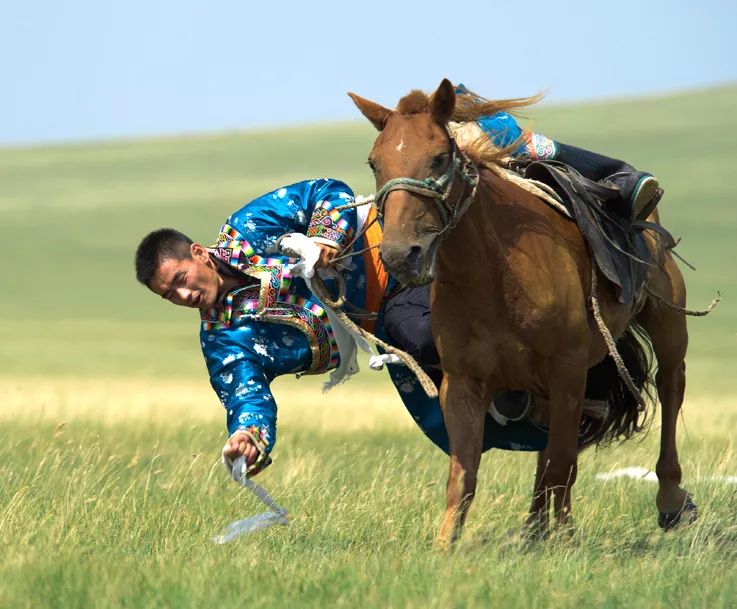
[
  {"x1": 439, "y1": 171, "x2": 529, "y2": 271},
  {"x1": 435, "y1": 168, "x2": 575, "y2": 307}
]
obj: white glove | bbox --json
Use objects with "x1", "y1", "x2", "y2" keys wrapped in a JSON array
[{"x1": 277, "y1": 233, "x2": 322, "y2": 279}]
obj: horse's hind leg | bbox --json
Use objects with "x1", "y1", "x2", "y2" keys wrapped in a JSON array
[
  {"x1": 435, "y1": 373, "x2": 487, "y2": 549},
  {"x1": 637, "y1": 259, "x2": 696, "y2": 529}
]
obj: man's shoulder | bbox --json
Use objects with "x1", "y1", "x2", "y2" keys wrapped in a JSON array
[{"x1": 231, "y1": 178, "x2": 354, "y2": 214}]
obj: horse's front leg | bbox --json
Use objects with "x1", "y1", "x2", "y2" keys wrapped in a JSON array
[
  {"x1": 435, "y1": 372, "x2": 488, "y2": 550},
  {"x1": 525, "y1": 450, "x2": 552, "y2": 538},
  {"x1": 540, "y1": 356, "x2": 587, "y2": 529}
]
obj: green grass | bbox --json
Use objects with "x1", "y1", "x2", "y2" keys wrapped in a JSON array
[
  {"x1": 1, "y1": 381, "x2": 737, "y2": 609},
  {"x1": 1, "y1": 85, "x2": 737, "y2": 608}
]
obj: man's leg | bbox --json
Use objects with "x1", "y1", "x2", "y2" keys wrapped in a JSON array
[
  {"x1": 553, "y1": 142, "x2": 662, "y2": 221},
  {"x1": 382, "y1": 284, "x2": 443, "y2": 388},
  {"x1": 455, "y1": 82, "x2": 662, "y2": 221}
]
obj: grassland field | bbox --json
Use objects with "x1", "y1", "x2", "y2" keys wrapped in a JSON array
[{"x1": 1, "y1": 85, "x2": 736, "y2": 608}]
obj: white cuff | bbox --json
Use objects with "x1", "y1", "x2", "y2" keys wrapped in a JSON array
[{"x1": 368, "y1": 353, "x2": 402, "y2": 370}]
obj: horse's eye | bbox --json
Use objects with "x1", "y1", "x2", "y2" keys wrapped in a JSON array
[
  {"x1": 367, "y1": 159, "x2": 377, "y2": 173},
  {"x1": 431, "y1": 154, "x2": 448, "y2": 170}
]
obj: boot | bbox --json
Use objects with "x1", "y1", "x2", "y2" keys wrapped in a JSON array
[{"x1": 604, "y1": 171, "x2": 663, "y2": 221}]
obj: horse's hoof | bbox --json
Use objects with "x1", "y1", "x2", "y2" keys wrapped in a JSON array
[
  {"x1": 658, "y1": 493, "x2": 698, "y2": 531},
  {"x1": 520, "y1": 518, "x2": 549, "y2": 543}
]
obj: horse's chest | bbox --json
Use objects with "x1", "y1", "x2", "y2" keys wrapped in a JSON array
[
  {"x1": 433, "y1": 279, "x2": 560, "y2": 385},
  {"x1": 436, "y1": 314, "x2": 537, "y2": 376}
]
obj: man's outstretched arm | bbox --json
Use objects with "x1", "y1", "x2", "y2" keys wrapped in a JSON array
[{"x1": 202, "y1": 331, "x2": 278, "y2": 477}]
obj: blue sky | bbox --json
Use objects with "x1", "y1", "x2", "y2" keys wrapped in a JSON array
[{"x1": 2, "y1": 0, "x2": 736, "y2": 145}]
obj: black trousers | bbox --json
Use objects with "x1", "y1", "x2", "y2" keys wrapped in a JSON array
[
  {"x1": 554, "y1": 142, "x2": 634, "y2": 181},
  {"x1": 382, "y1": 284, "x2": 443, "y2": 388}
]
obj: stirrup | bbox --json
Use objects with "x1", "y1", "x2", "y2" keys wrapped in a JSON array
[
  {"x1": 603, "y1": 172, "x2": 661, "y2": 222},
  {"x1": 488, "y1": 390, "x2": 531, "y2": 426}
]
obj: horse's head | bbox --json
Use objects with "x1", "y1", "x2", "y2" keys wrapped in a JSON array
[{"x1": 349, "y1": 78, "x2": 475, "y2": 286}]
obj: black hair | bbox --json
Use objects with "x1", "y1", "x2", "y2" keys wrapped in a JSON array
[{"x1": 135, "y1": 228, "x2": 194, "y2": 286}]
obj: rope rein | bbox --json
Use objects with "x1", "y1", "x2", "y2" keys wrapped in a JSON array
[
  {"x1": 644, "y1": 285, "x2": 720, "y2": 316},
  {"x1": 309, "y1": 272, "x2": 439, "y2": 399},
  {"x1": 589, "y1": 271, "x2": 647, "y2": 408},
  {"x1": 590, "y1": 270, "x2": 720, "y2": 408}
]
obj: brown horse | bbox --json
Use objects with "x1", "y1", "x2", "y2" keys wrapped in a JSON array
[{"x1": 349, "y1": 79, "x2": 694, "y2": 548}]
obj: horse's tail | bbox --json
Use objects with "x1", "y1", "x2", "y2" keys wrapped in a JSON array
[{"x1": 578, "y1": 324, "x2": 657, "y2": 450}]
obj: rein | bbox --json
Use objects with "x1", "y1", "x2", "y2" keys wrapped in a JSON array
[
  {"x1": 304, "y1": 132, "x2": 481, "y2": 400},
  {"x1": 328, "y1": 133, "x2": 480, "y2": 320}
]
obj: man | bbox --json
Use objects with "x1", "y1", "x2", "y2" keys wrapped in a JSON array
[
  {"x1": 135, "y1": 109, "x2": 662, "y2": 478},
  {"x1": 136, "y1": 179, "x2": 373, "y2": 476}
]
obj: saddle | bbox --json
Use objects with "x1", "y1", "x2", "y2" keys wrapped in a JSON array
[{"x1": 519, "y1": 160, "x2": 673, "y2": 305}]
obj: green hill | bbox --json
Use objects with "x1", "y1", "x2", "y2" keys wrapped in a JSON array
[{"x1": 1, "y1": 84, "x2": 735, "y2": 394}]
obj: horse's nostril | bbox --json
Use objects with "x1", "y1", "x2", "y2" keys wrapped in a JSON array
[
  {"x1": 407, "y1": 245, "x2": 422, "y2": 268},
  {"x1": 380, "y1": 243, "x2": 424, "y2": 281}
]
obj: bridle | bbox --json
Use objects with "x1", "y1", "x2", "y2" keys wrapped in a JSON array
[
  {"x1": 325, "y1": 128, "x2": 481, "y2": 287},
  {"x1": 373, "y1": 133, "x2": 480, "y2": 238}
]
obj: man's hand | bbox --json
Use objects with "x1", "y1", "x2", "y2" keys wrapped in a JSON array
[
  {"x1": 222, "y1": 430, "x2": 260, "y2": 467},
  {"x1": 315, "y1": 242, "x2": 339, "y2": 269}
]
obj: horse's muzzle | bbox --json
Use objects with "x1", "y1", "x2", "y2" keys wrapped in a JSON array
[{"x1": 380, "y1": 240, "x2": 435, "y2": 287}]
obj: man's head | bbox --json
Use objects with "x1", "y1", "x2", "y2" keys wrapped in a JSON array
[{"x1": 135, "y1": 228, "x2": 223, "y2": 309}]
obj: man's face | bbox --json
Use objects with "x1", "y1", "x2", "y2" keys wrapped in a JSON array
[{"x1": 149, "y1": 243, "x2": 223, "y2": 309}]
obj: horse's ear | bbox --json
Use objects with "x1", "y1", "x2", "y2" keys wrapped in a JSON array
[
  {"x1": 348, "y1": 92, "x2": 393, "y2": 131},
  {"x1": 429, "y1": 78, "x2": 456, "y2": 125}
]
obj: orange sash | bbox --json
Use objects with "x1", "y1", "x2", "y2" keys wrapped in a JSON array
[{"x1": 359, "y1": 207, "x2": 389, "y2": 332}]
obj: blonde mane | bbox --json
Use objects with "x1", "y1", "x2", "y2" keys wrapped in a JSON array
[
  {"x1": 452, "y1": 85, "x2": 544, "y2": 122},
  {"x1": 394, "y1": 84, "x2": 544, "y2": 171},
  {"x1": 449, "y1": 121, "x2": 509, "y2": 169},
  {"x1": 452, "y1": 85, "x2": 544, "y2": 170}
]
